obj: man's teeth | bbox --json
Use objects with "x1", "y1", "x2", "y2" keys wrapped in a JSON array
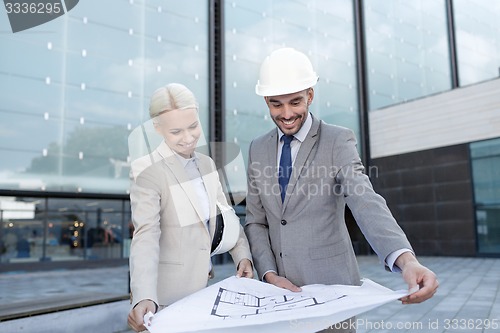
[{"x1": 283, "y1": 119, "x2": 294, "y2": 125}]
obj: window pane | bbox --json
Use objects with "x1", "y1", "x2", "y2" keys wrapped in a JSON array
[
  {"x1": 453, "y1": 0, "x2": 500, "y2": 86},
  {"x1": 225, "y1": 0, "x2": 360, "y2": 194},
  {"x1": 0, "y1": 197, "x2": 131, "y2": 263},
  {"x1": 364, "y1": 0, "x2": 451, "y2": 110},
  {"x1": 0, "y1": 0, "x2": 209, "y2": 194},
  {"x1": 0, "y1": 197, "x2": 44, "y2": 263},
  {"x1": 470, "y1": 137, "x2": 500, "y2": 254},
  {"x1": 471, "y1": 138, "x2": 500, "y2": 205}
]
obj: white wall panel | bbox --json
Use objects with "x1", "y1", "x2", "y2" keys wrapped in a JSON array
[{"x1": 370, "y1": 78, "x2": 500, "y2": 158}]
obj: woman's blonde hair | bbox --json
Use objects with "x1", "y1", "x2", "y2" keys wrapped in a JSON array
[{"x1": 149, "y1": 83, "x2": 198, "y2": 122}]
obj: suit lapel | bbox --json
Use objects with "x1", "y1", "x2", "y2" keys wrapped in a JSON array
[
  {"x1": 157, "y1": 143, "x2": 207, "y2": 224},
  {"x1": 282, "y1": 116, "x2": 320, "y2": 210},
  {"x1": 267, "y1": 129, "x2": 282, "y2": 209}
]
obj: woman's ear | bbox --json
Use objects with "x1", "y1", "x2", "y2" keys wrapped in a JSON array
[{"x1": 153, "y1": 122, "x2": 162, "y2": 135}]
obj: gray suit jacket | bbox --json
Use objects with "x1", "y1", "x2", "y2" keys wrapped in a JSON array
[{"x1": 245, "y1": 115, "x2": 412, "y2": 287}]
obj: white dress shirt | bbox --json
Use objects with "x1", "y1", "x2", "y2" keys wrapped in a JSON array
[{"x1": 175, "y1": 152, "x2": 212, "y2": 271}]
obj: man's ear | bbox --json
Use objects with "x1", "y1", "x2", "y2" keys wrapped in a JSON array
[{"x1": 307, "y1": 88, "x2": 315, "y2": 105}]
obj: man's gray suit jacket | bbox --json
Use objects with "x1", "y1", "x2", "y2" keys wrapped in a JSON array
[{"x1": 244, "y1": 114, "x2": 412, "y2": 287}]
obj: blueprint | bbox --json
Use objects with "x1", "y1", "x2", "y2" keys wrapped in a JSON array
[
  {"x1": 211, "y1": 286, "x2": 346, "y2": 319},
  {"x1": 145, "y1": 276, "x2": 407, "y2": 333}
]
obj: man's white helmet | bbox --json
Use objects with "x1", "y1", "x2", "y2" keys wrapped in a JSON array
[{"x1": 255, "y1": 47, "x2": 319, "y2": 97}]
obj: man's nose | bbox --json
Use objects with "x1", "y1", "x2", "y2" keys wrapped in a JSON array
[{"x1": 282, "y1": 105, "x2": 294, "y2": 118}]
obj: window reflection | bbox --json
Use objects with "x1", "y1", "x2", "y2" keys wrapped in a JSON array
[
  {"x1": 0, "y1": 1, "x2": 209, "y2": 194},
  {"x1": 0, "y1": 197, "x2": 131, "y2": 263},
  {"x1": 224, "y1": 0, "x2": 359, "y2": 194},
  {"x1": 470, "y1": 137, "x2": 500, "y2": 255},
  {"x1": 364, "y1": 0, "x2": 451, "y2": 110},
  {"x1": 453, "y1": 0, "x2": 500, "y2": 86}
]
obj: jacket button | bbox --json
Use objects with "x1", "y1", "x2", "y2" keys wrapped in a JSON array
[{"x1": 281, "y1": 220, "x2": 287, "y2": 225}]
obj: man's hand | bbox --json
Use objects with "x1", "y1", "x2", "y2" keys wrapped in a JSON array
[
  {"x1": 395, "y1": 252, "x2": 439, "y2": 304},
  {"x1": 264, "y1": 272, "x2": 301, "y2": 292},
  {"x1": 236, "y1": 258, "x2": 254, "y2": 278},
  {"x1": 128, "y1": 299, "x2": 156, "y2": 332}
]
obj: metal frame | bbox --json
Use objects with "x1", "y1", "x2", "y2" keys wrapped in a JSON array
[
  {"x1": 446, "y1": 0, "x2": 460, "y2": 88},
  {"x1": 353, "y1": 0, "x2": 371, "y2": 168}
]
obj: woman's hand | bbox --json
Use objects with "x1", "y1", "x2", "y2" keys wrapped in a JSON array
[
  {"x1": 128, "y1": 299, "x2": 156, "y2": 332},
  {"x1": 236, "y1": 258, "x2": 254, "y2": 278}
]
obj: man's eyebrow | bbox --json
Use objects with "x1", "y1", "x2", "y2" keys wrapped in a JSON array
[{"x1": 268, "y1": 96, "x2": 304, "y2": 104}]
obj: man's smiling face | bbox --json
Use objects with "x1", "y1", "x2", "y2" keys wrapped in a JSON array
[{"x1": 266, "y1": 88, "x2": 313, "y2": 136}]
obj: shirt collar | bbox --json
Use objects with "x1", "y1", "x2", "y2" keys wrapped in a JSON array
[
  {"x1": 173, "y1": 151, "x2": 198, "y2": 168},
  {"x1": 277, "y1": 112, "x2": 312, "y2": 143}
]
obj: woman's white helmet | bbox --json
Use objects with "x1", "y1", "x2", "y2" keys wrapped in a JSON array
[{"x1": 255, "y1": 47, "x2": 319, "y2": 97}]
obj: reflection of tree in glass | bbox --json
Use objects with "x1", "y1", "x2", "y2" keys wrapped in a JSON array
[{"x1": 27, "y1": 126, "x2": 130, "y2": 177}]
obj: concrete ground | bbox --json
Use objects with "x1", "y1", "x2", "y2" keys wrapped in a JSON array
[{"x1": 1, "y1": 255, "x2": 499, "y2": 333}]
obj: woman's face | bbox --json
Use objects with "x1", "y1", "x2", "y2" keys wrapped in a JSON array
[{"x1": 155, "y1": 108, "x2": 201, "y2": 158}]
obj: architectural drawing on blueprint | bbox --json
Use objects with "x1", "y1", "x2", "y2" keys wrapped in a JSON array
[
  {"x1": 211, "y1": 287, "x2": 347, "y2": 319},
  {"x1": 144, "y1": 277, "x2": 407, "y2": 333}
]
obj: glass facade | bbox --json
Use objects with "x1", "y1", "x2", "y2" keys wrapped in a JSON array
[
  {"x1": 364, "y1": 0, "x2": 452, "y2": 110},
  {"x1": 0, "y1": 0, "x2": 499, "y2": 267},
  {"x1": 0, "y1": 196, "x2": 131, "y2": 263},
  {"x1": 470, "y1": 138, "x2": 500, "y2": 255},
  {"x1": 454, "y1": 0, "x2": 500, "y2": 86},
  {"x1": 0, "y1": 0, "x2": 209, "y2": 194},
  {"x1": 224, "y1": 0, "x2": 360, "y2": 194},
  {"x1": 2, "y1": 1, "x2": 500, "y2": 324}
]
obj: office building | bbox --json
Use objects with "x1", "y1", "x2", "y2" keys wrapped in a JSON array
[{"x1": 1, "y1": 0, "x2": 499, "y2": 274}]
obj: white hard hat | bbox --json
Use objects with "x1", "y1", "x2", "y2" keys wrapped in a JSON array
[
  {"x1": 211, "y1": 202, "x2": 241, "y2": 256},
  {"x1": 255, "y1": 47, "x2": 319, "y2": 96}
]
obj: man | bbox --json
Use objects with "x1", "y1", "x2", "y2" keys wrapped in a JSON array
[{"x1": 244, "y1": 48, "x2": 438, "y2": 332}]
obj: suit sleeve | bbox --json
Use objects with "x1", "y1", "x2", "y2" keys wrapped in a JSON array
[
  {"x1": 129, "y1": 165, "x2": 162, "y2": 308},
  {"x1": 333, "y1": 129, "x2": 413, "y2": 264},
  {"x1": 244, "y1": 140, "x2": 277, "y2": 280}
]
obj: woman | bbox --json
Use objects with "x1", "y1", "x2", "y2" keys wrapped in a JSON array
[{"x1": 127, "y1": 83, "x2": 253, "y2": 332}]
